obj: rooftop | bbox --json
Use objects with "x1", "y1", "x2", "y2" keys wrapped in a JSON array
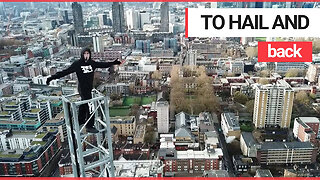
[
  {"x1": 30, "y1": 108, "x2": 40, "y2": 113},
  {"x1": 110, "y1": 116, "x2": 135, "y2": 123},
  {"x1": 175, "y1": 127, "x2": 192, "y2": 138},
  {"x1": 204, "y1": 170, "x2": 230, "y2": 177},
  {"x1": 0, "y1": 111, "x2": 10, "y2": 115},
  {"x1": 5, "y1": 101, "x2": 17, "y2": 106},
  {"x1": 298, "y1": 117, "x2": 320, "y2": 124},
  {"x1": 24, "y1": 117, "x2": 37, "y2": 121},
  {"x1": 0, "y1": 150, "x2": 23, "y2": 159},
  {"x1": 177, "y1": 149, "x2": 223, "y2": 159},
  {"x1": 0, "y1": 120, "x2": 23, "y2": 125},
  {"x1": 241, "y1": 132, "x2": 256, "y2": 147},
  {"x1": 256, "y1": 169, "x2": 273, "y2": 177},
  {"x1": 222, "y1": 113, "x2": 240, "y2": 130},
  {"x1": 134, "y1": 125, "x2": 146, "y2": 139},
  {"x1": 35, "y1": 132, "x2": 47, "y2": 139},
  {"x1": 46, "y1": 112, "x2": 64, "y2": 123},
  {"x1": 260, "y1": 141, "x2": 314, "y2": 150},
  {"x1": 30, "y1": 141, "x2": 46, "y2": 146}
]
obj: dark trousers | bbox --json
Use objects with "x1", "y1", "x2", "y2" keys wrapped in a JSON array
[{"x1": 78, "y1": 93, "x2": 95, "y2": 128}]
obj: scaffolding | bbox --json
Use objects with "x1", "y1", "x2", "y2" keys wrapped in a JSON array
[{"x1": 39, "y1": 89, "x2": 114, "y2": 177}]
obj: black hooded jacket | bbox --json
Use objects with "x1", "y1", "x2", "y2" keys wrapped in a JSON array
[{"x1": 50, "y1": 48, "x2": 119, "y2": 97}]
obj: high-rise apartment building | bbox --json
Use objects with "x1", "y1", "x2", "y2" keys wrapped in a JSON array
[{"x1": 253, "y1": 80, "x2": 294, "y2": 128}]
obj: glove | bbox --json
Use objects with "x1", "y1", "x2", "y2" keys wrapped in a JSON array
[
  {"x1": 46, "y1": 76, "x2": 53, "y2": 85},
  {"x1": 113, "y1": 59, "x2": 121, "y2": 65}
]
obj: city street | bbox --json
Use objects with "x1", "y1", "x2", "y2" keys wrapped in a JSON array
[{"x1": 214, "y1": 121, "x2": 235, "y2": 176}]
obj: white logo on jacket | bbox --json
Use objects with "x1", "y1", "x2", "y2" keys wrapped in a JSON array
[{"x1": 81, "y1": 65, "x2": 93, "y2": 73}]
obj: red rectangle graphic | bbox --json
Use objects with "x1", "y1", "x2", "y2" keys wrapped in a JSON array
[{"x1": 258, "y1": 41, "x2": 312, "y2": 62}]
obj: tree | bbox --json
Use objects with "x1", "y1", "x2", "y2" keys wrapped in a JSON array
[
  {"x1": 196, "y1": 66, "x2": 207, "y2": 77},
  {"x1": 233, "y1": 91, "x2": 249, "y2": 105},
  {"x1": 313, "y1": 39, "x2": 320, "y2": 53},
  {"x1": 194, "y1": 72, "x2": 219, "y2": 113},
  {"x1": 110, "y1": 93, "x2": 122, "y2": 101},
  {"x1": 310, "y1": 93, "x2": 316, "y2": 100},
  {"x1": 93, "y1": 74, "x2": 101, "y2": 88},
  {"x1": 152, "y1": 70, "x2": 162, "y2": 80},
  {"x1": 245, "y1": 47, "x2": 258, "y2": 58},
  {"x1": 170, "y1": 80, "x2": 188, "y2": 113},
  {"x1": 245, "y1": 100, "x2": 255, "y2": 115},
  {"x1": 170, "y1": 65, "x2": 180, "y2": 85},
  {"x1": 240, "y1": 123, "x2": 254, "y2": 132},
  {"x1": 129, "y1": 84, "x2": 135, "y2": 94},
  {"x1": 129, "y1": 104, "x2": 140, "y2": 118},
  {"x1": 222, "y1": 72, "x2": 235, "y2": 78},
  {"x1": 260, "y1": 70, "x2": 270, "y2": 77},
  {"x1": 144, "y1": 132, "x2": 154, "y2": 144},
  {"x1": 182, "y1": 66, "x2": 194, "y2": 77},
  {"x1": 258, "y1": 78, "x2": 269, "y2": 85},
  {"x1": 285, "y1": 68, "x2": 300, "y2": 77},
  {"x1": 295, "y1": 91, "x2": 310, "y2": 105}
]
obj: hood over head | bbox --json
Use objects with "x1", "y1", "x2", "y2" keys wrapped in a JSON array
[{"x1": 80, "y1": 47, "x2": 92, "y2": 61}]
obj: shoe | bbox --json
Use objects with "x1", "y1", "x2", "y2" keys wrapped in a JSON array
[{"x1": 86, "y1": 127, "x2": 99, "y2": 133}]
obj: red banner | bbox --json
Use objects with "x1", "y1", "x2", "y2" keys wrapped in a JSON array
[{"x1": 258, "y1": 41, "x2": 312, "y2": 62}]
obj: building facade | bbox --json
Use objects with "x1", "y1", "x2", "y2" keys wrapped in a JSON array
[
  {"x1": 160, "y1": 2, "x2": 169, "y2": 32},
  {"x1": 112, "y1": 2, "x2": 126, "y2": 33},
  {"x1": 253, "y1": 81, "x2": 294, "y2": 128},
  {"x1": 110, "y1": 116, "x2": 136, "y2": 136},
  {"x1": 257, "y1": 142, "x2": 317, "y2": 165},
  {"x1": 293, "y1": 117, "x2": 320, "y2": 141},
  {"x1": 221, "y1": 113, "x2": 240, "y2": 139},
  {"x1": 157, "y1": 101, "x2": 169, "y2": 133},
  {"x1": 0, "y1": 132, "x2": 62, "y2": 176}
]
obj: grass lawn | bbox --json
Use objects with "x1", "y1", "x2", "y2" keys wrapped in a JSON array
[
  {"x1": 31, "y1": 141, "x2": 47, "y2": 146},
  {"x1": 256, "y1": 37, "x2": 283, "y2": 42},
  {"x1": 256, "y1": 37, "x2": 266, "y2": 41},
  {"x1": 123, "y1": 96, "x2": 157, "y2": 106},
  {"x1": 0, "y1": 153, "x2": 22, "y2": 158},
  {"x1": 109, "y1": 107, "x2": 130, "y2": 117},
  {"x1": 141, "y1": 96, "x2": 157, "y2": 105},
  {"x1": 35, "y1": 133, "x2": 46, "y2": 139},
  {"x1": 276, "y1": 37, "x2": 284, "y2": 41},
  {"x1": 123, "y1": 97, "x2": 141, "y2": 106}
]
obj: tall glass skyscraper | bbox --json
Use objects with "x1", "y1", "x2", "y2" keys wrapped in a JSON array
[
  {"x1": 160, "y1": 2, "x2": 169, "y2": 32},
  {"x1": 72, "y1": 2, "x2": 84, "y2": 34},
  {"x1": 112, "y1": 2, "x2": 126, "y2": 33}
]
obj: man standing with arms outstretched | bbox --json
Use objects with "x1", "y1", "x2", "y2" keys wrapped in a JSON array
[{"x1": 46, "y1": 47, "x2": 121, "y2": 133}]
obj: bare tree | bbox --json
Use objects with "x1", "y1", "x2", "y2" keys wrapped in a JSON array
[
  {"x1": 245, "y1": 47, "x2": 258, "y2": 58},
  {"x1": 295, "y1": 91, "x2": 310, "y2": 105},
  {"x1": 285, "y1": 68, "x2": 300, "y2": 77}
]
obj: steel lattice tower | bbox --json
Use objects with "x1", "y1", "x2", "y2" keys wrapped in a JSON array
[{"x1": 40, "y1": 90, "x2": 114, "y2": 177}]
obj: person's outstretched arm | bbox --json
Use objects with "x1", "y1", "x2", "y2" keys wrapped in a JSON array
[
  {"x1": 46, "y1": 62, "x2": 77, "y2": 85},
  {"x1": 94, "y1": 59, "x2": 121, "y2": 68}
]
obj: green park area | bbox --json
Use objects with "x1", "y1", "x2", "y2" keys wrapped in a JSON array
[
  {"x1": 109, "y1": 95, "x2": 156, "y2": 117},
  {"x1": 255, "y1": 37, "x2": 266, "y2": 41},
  {"x1": 109, "y1": 106, "x2": 131, "y2": 117},
  {"x1": 256, "y1": 37, "x2": 283, "y2": 42},
  {"x1": 122, "y1": 96, "x2": 156, "y2": 106}
]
